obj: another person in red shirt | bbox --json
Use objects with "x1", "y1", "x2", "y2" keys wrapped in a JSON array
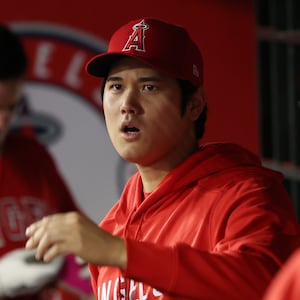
[{"x1": 0, "y1": 23, "x2": 93, "y2": 300}]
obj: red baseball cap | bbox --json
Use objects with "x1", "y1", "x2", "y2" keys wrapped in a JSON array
[{"x1": 85, "y1": 17, "x2": 204, "y2": 87}]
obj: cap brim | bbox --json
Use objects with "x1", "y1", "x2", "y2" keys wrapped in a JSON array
[
  {"x1": 86, "y1": 52, "x2": 140, "y2": 78},
  {"x1": 85, "y1": 51, "x2": 197, "y2": 86},
  {"x1": 86, "y1": 51, "x2": 176, "y2": 79}
]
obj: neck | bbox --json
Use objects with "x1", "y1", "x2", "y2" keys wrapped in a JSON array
[{"x1": 137, "y1": 141, "x2": 199, "y2": 193}]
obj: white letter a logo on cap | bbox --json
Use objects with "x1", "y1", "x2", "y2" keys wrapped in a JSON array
[{"x1": 123, "y1": 20, "x2": 149, "y2": 52}]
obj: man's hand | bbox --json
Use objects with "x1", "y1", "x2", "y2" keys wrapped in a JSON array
[
  {"x1": 25, "y1": 211, "x2": 127, "y2": 269},
  {"x1": 0, "y1": 248, "x2": 63, "y2": 297}
]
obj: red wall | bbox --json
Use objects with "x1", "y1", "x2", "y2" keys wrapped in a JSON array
[{"x1": 1, "y1": 0, "x2": 259, "y2": 154}]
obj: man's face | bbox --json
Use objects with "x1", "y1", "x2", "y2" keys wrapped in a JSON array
[
  {"x1": 0, "y1": 78, "x2": 23, "y2": 146},
  {"x1": 102, "y1": 57, "x2": 197, "y2": 167}
]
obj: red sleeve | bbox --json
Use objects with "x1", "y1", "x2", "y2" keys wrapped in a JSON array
[
  {"x1": 263, "y1": 249, "x2": 300, "y2": 300},
  {"x1": 124, "y1": 239, "x2": 278, "y2": 300}
]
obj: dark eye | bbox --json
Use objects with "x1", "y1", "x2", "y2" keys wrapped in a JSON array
[
  {"x1": 143, "y1": 84, "x2": 157, "y2": 92},
  {"x1": 111, "y1": 83, "x2": 122, "y2": 91}
]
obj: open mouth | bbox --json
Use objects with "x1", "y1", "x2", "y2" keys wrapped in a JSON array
[{"x1": 124, "y1": 126, "x2": 139, "y2": 133}]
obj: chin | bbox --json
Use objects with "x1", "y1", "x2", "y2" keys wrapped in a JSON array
[
  {"x1": 118, "y1": 151, "x2": 141, "y2": 164},
  {"x1": 119, "y1": 153, "x2": 138, "y2": 164}
]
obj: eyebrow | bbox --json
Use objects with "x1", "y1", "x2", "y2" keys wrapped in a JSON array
[
  {"x1": 106, "y1": 76, "x2": 163, "y2": 83},
  {"x1": 106, "y1": 76, "x2": 122, "y2": 82}
]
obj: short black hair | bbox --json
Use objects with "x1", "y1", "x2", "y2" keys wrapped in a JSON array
[
  {"x1": 0, "y1": 23, "x2": 27, "y2": 80},
  {"x1": 178, "y1": 80, "x2": 207, "y2": 140}
]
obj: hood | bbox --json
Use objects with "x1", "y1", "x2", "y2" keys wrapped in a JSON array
[
  {"x1": 148, "y1": 142, "x2": 282, "y2": 198},
  {"x1": 164, "y1": 142, "x2": 264, "y2": 190}
]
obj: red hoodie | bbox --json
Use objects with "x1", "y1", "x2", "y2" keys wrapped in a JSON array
[{"x1": 90, "y1": 143, "x2": 300, "y2": 300}]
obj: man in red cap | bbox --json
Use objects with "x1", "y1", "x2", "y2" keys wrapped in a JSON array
[{"x1": 25, "y1": 17, "x2": 300, "y2": 300}]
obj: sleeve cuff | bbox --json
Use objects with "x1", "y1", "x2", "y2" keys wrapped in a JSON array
[{"x1": 124, "y1": 238, "x2": 176, "y2": 292}]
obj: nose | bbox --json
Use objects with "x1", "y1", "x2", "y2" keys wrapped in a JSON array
[{"x1": 120, "y1": 91, "x2": 141, "y2": 115}]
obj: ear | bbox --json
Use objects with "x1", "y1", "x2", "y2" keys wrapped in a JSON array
[{"x1": 187, "y1": 87, "x2": 206, "y2": 121}]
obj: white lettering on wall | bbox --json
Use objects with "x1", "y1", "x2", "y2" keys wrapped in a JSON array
[
  {"x1": 33, "y1": 42, "x2": 55, "y2": 79},
  {"x1": 64, "y1": 51, "x2": 86, "y2": 88}
]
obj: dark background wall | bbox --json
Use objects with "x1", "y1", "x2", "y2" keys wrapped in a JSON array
[{"x1": 256, "y1": 0, "x2": 300, "y2": 218}]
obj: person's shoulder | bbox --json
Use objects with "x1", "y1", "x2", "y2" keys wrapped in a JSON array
[
  {"x1": 197, "y1": 142, "x2": 284, "y2": 189},
  {"x1": 200, "y1": 142, "x2": 261, "y2": 163}
]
